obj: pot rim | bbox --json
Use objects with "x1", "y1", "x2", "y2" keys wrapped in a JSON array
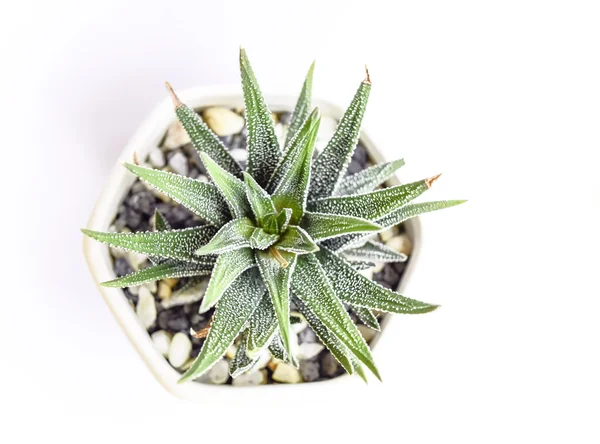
[{"x1": 83, "y1": 85, "x2": 423, "y2": 400}]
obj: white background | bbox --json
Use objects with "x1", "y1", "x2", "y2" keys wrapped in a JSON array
[{"x1": 2, "y1": 0, "x2": 599, "y2": 442}]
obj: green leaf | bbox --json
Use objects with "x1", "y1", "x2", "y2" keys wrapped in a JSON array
[
  {"x1": 199, "y1": 248, "x2": 256, "y2": 313},
  {"x1": 180, "y1": 268, "x2": 264, "y2": 382},
  {"x1": 285, "y1": 61, "x2": 315, "y2": 149},
  {"x1": 101, "y1": 260, "x2": 213, "y2": 288},
  {"x1": 199, "y1": 152, "x2": 251, "y2": 218},
  {"x1": 317, "y1": 248, "x2": 438, "y2": 314},
  {"x1": 309, "y1": 180, "x2": 430, "y2": 221},
  {"x1": 334, "y1": 158, "x2": 405, "y2": 196},
  {"x1": 376, "y1": 200, "x2": 468, "y2": 228},
  {"x1": 195, "y1": 218, "x2": 255, "y2": 256},
  {"x1": 344, "y1": 240, "x2": 408, "y2": 263},
  {"x1": 243, "y1": 172, "x2": 276, "y2": 225},
  {"x1": 82, "y1": 226, "x2": 217, "y2": 262},
  {"x1": 248, "y1": 227, "x2": 279, "y2": 250},
  {"x1": 275, "y1": 225, "x2": 319, "y2": 255},
  {"x1": 352, "y1": 306, "x2": 381, "y2": 331},
  {"x1": 294, "y1": 296, "x2": 355, "y2": 375},
  {"x1": 168, "y1": 85, "x2": 242, "y2": 178},
  {"x1": 263, "y1": 208, "x2": 293, "y2": 235},
  {"x1": 256, "y1": 250, "x2": 297, "y2": 361},
  {"x1": 308, "y1": 78, "x2": 371, "y2": 200},
  {"x1": 292, "y1": 254, "x2": 380, "y2": 380},
  {"x1": 301, "y1": 211, "x2": 381, "y2": 241},
  {"x1": 349, "y1": 260, "x2": 376, "y2": 271},
  {"x1": 351, "y1": 355, "x2": 369, "y2": 383},
  {"x1": 240, "y1": 48, "x2": 281, "y2": 187},
  {"x1": 125, "y1": 163, "x2": 230, "y2": 226},
  {"x1": 268, "y1": 334, "x2": 288, "y2": 362},
  {"x1": 246, "y1": 291, "x2": 277, "y2": 353},
  {"x1": 326, "y1": 200, "x2": 467, "y2": 252},
  {"x1": 268, "y1": 108, "x2": 320, "y2": 224},
  {"x1": 230, "y1": 334, "x2": 258, "y2": 378},
  {"x1": 153, "y1": 209, "x2": 171, "y2": 232}
]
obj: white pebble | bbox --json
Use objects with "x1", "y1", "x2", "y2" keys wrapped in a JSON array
[
  {"x1": 202, "y1": 107, "x2": 245, "y2": 136},
  {"x1": 200, "y1": 358, "x2": 230, "y2": 384},
  {"x1": 359, "y1": 268, "x2": 374, "y2": 281},
  {"x1": 229, "y1": 148, "x2": 248, "y2": 162},
  {"x1": 290, "y1": 313, "x2": 308, "y2": 334},
  {"x1": 232, "y1": 369, "x2": 266, "y2": 386},
  {"x1": 158, "y1": 282, "x2": 172, "y2": 300},
  {"x1": 127, "y1": 251, "x2": 148, "y2": 271},
  {"x1": 272, "y1": 362, "x2": 303, "y2": 383},
  {"x1": 168, "y1": 333, "x2": 192, "y2": 368},
  {"x1": 163, "y1": 120, "x2": 190, "y2": 149},
  {"x1": 379, "y1": 226, "x2": 398, "y2": 243},
  {"x1": 136, "y1": 287, "x2": 157, "y2": 330},
  {"x1": 372, "y1": 262, "x2": 385, "y2": 274},
  {"x1": 386, "y1": 234, "x2": 412, "y2": 256},
  {"x1": 144, "y1": 281, "x2": 157, "y2": 293},
  {"x1": 253, "y1": 349, "x2": 272, "y2": 370},
  {"x1": 296, "y1": 342, "x2": 324, "y2": 360},
  {"x1": 148, "y1": 147, "x2": 165, "y2": 168},
  {"x1": 151, "y1": 330, "x2": 172, "y2": 357},
  {"x1": 168, "y1": 151, "x2": 189, "y2": 176}
]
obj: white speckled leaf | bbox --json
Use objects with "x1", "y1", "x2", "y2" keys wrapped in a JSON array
[
  {"x1": 334, "y1": 158, "x2": 405, "y2": 196},
  {"x1": 240, "y1": 48, "x2": 281, "y2": 187},
  {"x1": 285, "y1": 61, "x2": 314, "y2": 149},
  {"x1": 291, "y1": 254, "x2": 380, "y2": 380},
  {"x1": 195, "y1": 218, "x2": 255, "y2": 256},
  {"x1": 348, "y1": 260, "x2": 376, "y2": 271},
  {"x1": 301, "y1": 211, "x2": 381, "y2": 241},
  {"x1": 125, "y1": 163, "x2": 230, "y2": 226},
  {"x1": 294, "y1": 296, "x2": 354, "y2": 374},
  {"x1": 317, "y1": 248, "x2": 438, "y2": 314},
  {"x1": 352, "y1": 306, "x2": 381, "y2": 331},
  {"x1": 174, "y1": 103, "x2": 242, "y2": 177},
  {"x1": 274, "y1": 225, "x2": 319, "y2": 254},
  {"x1": 243, "y1": 172, "x2": 276, "y2": 225},
  {"x1": 269, "y1": 109, "x2": 320, "y2": 224},
  {"x1": 102, "y1": 260, "x2": 213, "y2": 288},
  {"x1": 248, "y1": 228, "x2": 279, "y2": 250},
  {"x1": 153, "y1": 209, "x2": 171, "y2": 232},
  {"x1": 344, "y1": 240, "x2": 408, "y2": 263},
  {"x1": 309, "y1": 180, "x2": 429, "y2": 221},
  {"x1": 179, "y1": 268, "x2": 264, "y2": 382},
  {"x1": 256, "y1": 250, "x2": 297, "y2": 360},
  {"x1": 230, "y1": 334, "x2": 258, "y2": 378},
  {"x1": 308, "y1": 80, "x2": 371, "y2": 200},
  {"x1": 267, "y1": 334, "x2": 287, "y2": 361},
  {"x1": 82, "y1": 226, "x2": 218, "y2": 262},
  {"x1": 246, "y1": 291, "x2": 277, "y2": 353},
  {"x1": 326, "y1": 200, "x2": 467, "y2": 252},
  {"x1": 199, "y1": 152, "x2": 251, "y2": 218},
  {"x1": 199, "y1": 247, "x2": 256, "y2": 313}
]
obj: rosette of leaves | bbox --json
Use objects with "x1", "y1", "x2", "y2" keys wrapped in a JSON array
[{"x1": 82, "y1": 48, "x2": 465, "y2": 383}]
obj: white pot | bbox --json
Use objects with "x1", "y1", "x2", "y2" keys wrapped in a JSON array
[{"x1": 83, "y1": 86, "x2": 423, "y2": 400}]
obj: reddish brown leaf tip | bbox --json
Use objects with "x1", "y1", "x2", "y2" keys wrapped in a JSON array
[
  {"x1": 425, "y1": 173, "x2": 442, "y2": 188},
  {"x1": 164, "y1": 82, "x2": 183, "y2": 109},
  {"x1": 364, "y1": 65, "x2": 372, "y2": 85}
]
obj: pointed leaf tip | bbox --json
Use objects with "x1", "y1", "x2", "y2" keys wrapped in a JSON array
[
  {"x1": 165, "y1": 81, "x2": 183, "y2": 108},
  {"x1": 364, "y1": 65, "x2": 372, "y2": 85},
  {"x1": 425, "y1": 173, "x2": 442, "y2": 188}
]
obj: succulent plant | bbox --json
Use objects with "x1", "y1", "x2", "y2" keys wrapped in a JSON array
[{"x1": 82, "y1": 48, "x2": 465, "y2": 383}]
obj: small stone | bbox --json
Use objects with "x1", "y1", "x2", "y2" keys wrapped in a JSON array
[
  {"x1": 321, "y1": 353, "x2": 340, "y2": 377},
  {"x1": 386, "y1": 234, "x2": 412, "y2": 256},
  {"x1": 168, "y1": 151, "x2": 189, "y2": 176},
  {"x1": 225, "y1": 344, "x2": 238, "y2": 360},
  {"x1": 290, "y1": 311, "x2": 308, "y2": 334},
  {"x1": 199, "y1": 358, "x2": 230, "y2": 384},
  {"x1": 114, "y1": 257, "x2": 133, "y2": 277},
  {"x1": 148, "y1": 147, "x2": 165, "y2": 168},
  {"x1": 202, "y1": 107, "x2": 245, "y2": 136},
  {"x1": 275, "y1": 123, "x2": 286, "y2": 146},
  {"x1": 163, "y1": 120, "x2": 191, "y2": 149},
  {"x1": 382, "y1": 265, "x2": 400, "y2": 287},
  {"x1": 278, "y1": 111, "x2": 292, "y2": 125},
  {"x1": 298, "y1": 327, "x2": 317, "y2": 344},
  {"x1": 158, "y1": 282, "x2": 172, "y2": 300},
  {"x1": 136, "y1": 287, "x2": 157, "y2": 330},
  {"x1": 272, "y1": 362, "x2": 303, "y2": 383},
  {"x1": 168, "y1": 332, "x2": 192, "y2": 368},
  {"x1": 128, "y1": 285, "x2": 140, "y2": 296},
  {"x1": 127, "y1": 251, "x2": 148, "y2": 271},
  {"x1": 167, "y1": 312, "x2": 190, "y2": 332},
  {"x1": 358, "y1": 324, "x2": 377, "y2": 343},
  {"x1": 144, "y1": 281, "x2": 157, "y2": 293},
  {"x1": 299, "y1": 361, "x2": 320, "y2": 382},
  {"x1": 127, "y1": 190, "x2": 156, "y2": 216},
  {"x1": 352, "y1": 143, "x2": 369, "y2": 165},
  {"x1": 347, "y1": 159, "x2": 363, "y2": 174},
  {"x1": 151, "y1": 330, "x2": 172, "y2": 357},
  {"x1": 372, "y1": 262, "x2": 385, "y2": 274},
  {"x1": 379, "y1": 226, "x2": 398, "y2": 243},
  {"x1": 359, "y1": 267, "x2": 374, "y2": 281},
  {"x1": 296, "y1": 342, "x2": 324, "y2": 360},
  {"x1": 229, "y1": 148, "x2": 248, "y2": 162},
  {"x1": 163, "y1": 278, "x2": 179, "y2": 289},
  {"x1": 254, "y1": 349, "x2": 272, "y2": 370},
  {"x1": 232, "y1": 369, "x2": 266, "y2": 386}
]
